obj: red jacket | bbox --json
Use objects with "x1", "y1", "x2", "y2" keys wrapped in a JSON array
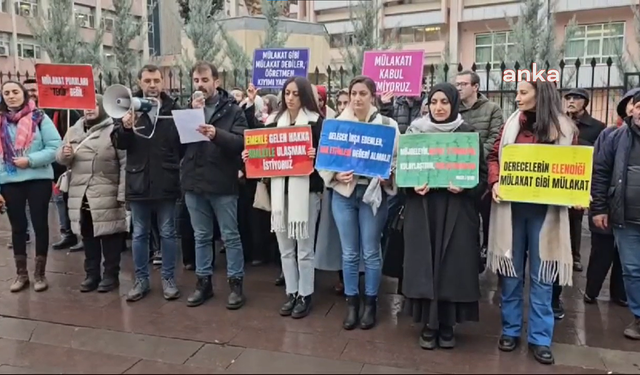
[{"x1": 487, "y1": 115, "x2": 578, "y2": 187}]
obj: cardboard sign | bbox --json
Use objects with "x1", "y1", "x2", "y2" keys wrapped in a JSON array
[{"x1": 35, "y1": 63, "x2": 96, "y2": 110}]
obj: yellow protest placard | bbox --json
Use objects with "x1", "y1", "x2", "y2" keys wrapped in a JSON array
[{"x1": 499, "y1": 144, "x2": 594, "y2": 207}]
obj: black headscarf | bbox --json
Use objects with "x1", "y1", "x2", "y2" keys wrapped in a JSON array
[{"x1": 427, "y1": 83, "x2": 460, "y2": 124}]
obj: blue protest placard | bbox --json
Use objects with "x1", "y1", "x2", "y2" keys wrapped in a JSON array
[
  {"x1": 316, "y1": 119, "x2": 397, "y2": 179},
  {"x1": 252, "y1": 48, "x2": 310, "y2": 89}
]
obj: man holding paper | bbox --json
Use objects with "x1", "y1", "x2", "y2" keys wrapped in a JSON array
[{"x1": 182, "y1": 61, "x2": 248, "y2": 309}]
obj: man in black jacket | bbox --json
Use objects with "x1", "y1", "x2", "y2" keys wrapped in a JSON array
[
  {"x1": 111, "y1": 64, "x2": 182, "y2": 302},
  {"x1": 182, "y1": 61, "x2": 248, "y2": 309},
  {"x1": 592, "y1": 91, "x2": 640, "y2": 340},
  {"x1": 23, "y1": 78, "x2": 83, "y2": 251}
]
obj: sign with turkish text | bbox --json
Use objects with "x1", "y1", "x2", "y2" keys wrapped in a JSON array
[
  {"x1": 499, "y1": 144, "x2": 594, "y2": 207},
  {"x1": 396, "y1": 132, "x2": 480, "y2": 188},
  {"x1": 244, "y1": 125, "x2": 314, "y2": 178},
  {"x1": 252, "y1": 48, "x2": 310, "y2": 89},
  {"x1": 315, "y1": 119, "x2": 397, "y2": 179},
  {"x1": 361, "y1": 50, "x2": 424, "y2": 96},
  {"x1": 35, "y1": 63, "x2": 96, "y2": 110}
]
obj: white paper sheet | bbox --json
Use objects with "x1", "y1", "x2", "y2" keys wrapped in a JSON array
[{"x1": 171, "y1": 109, "x2": 210, "y2": 144}]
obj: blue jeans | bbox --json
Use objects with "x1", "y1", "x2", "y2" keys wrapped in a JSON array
[
  {"x1": 332, "y1": 184, "x2": 388, "y2": 297},
  {"x1": 613, "y1": 223, "x2": 640, "y2": 317},
  {"x1": 185, "y1": 192, "x2": 244, "y2": 278},
  {"x1": 53, "y1": 190, "x2": 71, "y2": 235},
  {"x1": 501, "y1": 203, "x2": 554, "y2": 346},
  {"x1": 130, "y1": 200, "x2": 178, "y2": 280}
]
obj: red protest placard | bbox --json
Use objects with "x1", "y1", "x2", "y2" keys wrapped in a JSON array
[
  {"x1": 35, "y1": 64, "x2": 96, "y2": 110},
  {"x1": 245, "y1": 126, "x2": 314, "y2": 178}
]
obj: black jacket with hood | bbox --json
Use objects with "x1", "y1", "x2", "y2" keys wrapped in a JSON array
[{"x1": 111, "y1": 92, "x2": 183, "y2": 201}]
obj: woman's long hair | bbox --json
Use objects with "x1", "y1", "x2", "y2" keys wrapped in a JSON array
[
  {"x1": 275, "y1": 76, "x2": 321, "y2": 122},
  {"x1": 0, "y1": 80, "x2": 30, "y2": 113},
  {"x1": 263, "y1": 94, "x2": 279, "y2": 115},
  {"x1": 531, "y1": 81, "x2": 572, "y2": 143}
]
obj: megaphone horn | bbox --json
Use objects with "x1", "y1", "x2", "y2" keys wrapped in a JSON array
[{"x1": 103, "y1": 84, "x2": 157, "y2": 119}]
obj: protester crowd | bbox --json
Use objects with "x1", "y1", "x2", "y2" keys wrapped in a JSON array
[{"x1": 1, "y1": 61, "x2": 639, "y2": 367}]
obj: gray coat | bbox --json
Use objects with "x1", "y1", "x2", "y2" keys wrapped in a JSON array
[{"x1": 56, "y1": 118, "x2": 127, "y2": 237}]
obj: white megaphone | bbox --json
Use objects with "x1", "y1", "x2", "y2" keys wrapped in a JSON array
[{"x1": 103, "y1": 84, "x2": 156, "y2": 119}]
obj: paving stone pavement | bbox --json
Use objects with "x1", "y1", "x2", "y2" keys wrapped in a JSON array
[{"x1": 0, "y1": 207, "x2": 636, "y2": 373}]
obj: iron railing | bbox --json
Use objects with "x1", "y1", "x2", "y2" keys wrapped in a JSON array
[{"x1": 0, "y1": 58, "x2": 631, "y2": 126}]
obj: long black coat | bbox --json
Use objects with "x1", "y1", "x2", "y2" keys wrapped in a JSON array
[{"x1": 402, "y1": 123, "x2": 486, "y2": 308}]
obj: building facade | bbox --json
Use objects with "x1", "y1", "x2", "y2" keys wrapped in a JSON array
[
  {"x1": 0, "y1": 0, "x2": 149, "y2": 73},
  {"x1": 288, "y1": 0, "x2": 639, "y2": 89}
]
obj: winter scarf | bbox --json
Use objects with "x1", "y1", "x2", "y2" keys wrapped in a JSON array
[
  {"x1": 407, "y1": 83, "x2": 464, "y2": 133},
  {"x1": 487, "y1": 109, "x2": 576, "y2": 286},
  {"x1": 0, "y1": 100, "x2": 43, "y2": 174},
  {"x1": 269, "y1": 108, "x2": 319, "y2": 240}
]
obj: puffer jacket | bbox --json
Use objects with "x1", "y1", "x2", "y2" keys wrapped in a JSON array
[
  {"x1": 392, "y1": 96, "x2": 422, "y2": 134},
  {"x1": 56, "y1": 117, "x2": 127, "y2": 237},
  {"x1": 459, "y1": 93, "x2": 504, "y2": 159}
]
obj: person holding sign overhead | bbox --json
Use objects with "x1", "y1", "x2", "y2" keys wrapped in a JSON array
[
  {"x1": 0, "y1": 80, "x2": 62, "y2": 293},
  {"x1": 242, "y1": 76, "x2": 323, "y2": 319},
  {"x1": 401, "y1": 83, "x2": 486, "y2": 350},
  {"x1": 486, "y1": 81, "x2": 578, "y2": 365},
  {"x1": 319, "y1": 76, "x2": 400, "y2": 331}
]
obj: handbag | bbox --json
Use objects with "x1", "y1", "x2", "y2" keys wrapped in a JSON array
[
  {"x1": 382, "y1": 204, "x2": 405, "y2": 279},
  {"x1": 55, "y1": 129, "x2": 100, "y2": 193},
  {"x1": 253, "y1": 180, "x2": 271, "y2": 212}
]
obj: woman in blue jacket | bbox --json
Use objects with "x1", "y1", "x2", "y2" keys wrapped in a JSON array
[{"x1": 0, "y1": 80, "x2": 61, "y2": 293}]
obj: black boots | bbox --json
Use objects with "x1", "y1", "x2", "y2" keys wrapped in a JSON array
[
  {"x1": 292, "y1": 295, "x2": 312, "y2": 319},
  {"x1": 227, "y1": 277, "x2": 246, "y2": 310},
  {"x1": 52, "y1": 234, "x2": 78, "y2": 250},
  {"x1": 280, "y1": 294, "x2": 297, "y2": 316},
  {"x1": 343, "y1": 295, "x2": 378, "y2": 330},
  {"x1": 187, "y1": 276, "x2": 214, "y2": 307},
  {"x1": 360, "y1": 295, "x2": 377, "y2": 330},
  {"x1": 81, "y1": 236, "x2": 120, "y2": 293},
  {"x1": 343, "y1": 296, "x2": 360, "y2": 330}
]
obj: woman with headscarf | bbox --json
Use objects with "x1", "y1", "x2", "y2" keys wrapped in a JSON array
[
  {"x1": 402, "y1": 83, "x2": 486, "y2": 350},
  {"x1": 56, "y1": 95, "x2": 127, "y2": 293},
  {"x1": 0, "y1": 80, "x2": 62, "y2": 293},
  {"x1": 313, "y1": 85, "x2": 336, "y2": 119}
]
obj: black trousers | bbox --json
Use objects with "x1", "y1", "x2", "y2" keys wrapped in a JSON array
[
  {"x1": 238, "y1": 179, "x2": 277, "y2": 263},
  {"x1": 3, "y1": 179, "x2": 51, "y2": 257},
  {"x1": 177, "y1": 197, "x2": 215, "y2": 268},
  {"x1": 479, "y1": 192, "x2": 492, "y2": 248},
  {"x1": 568, "y1": 208, "x2": 584, "y2": 263},
  {"x1": 80, "y1": 203, "x2": 123, "y2": 278},
  {"x1": 585, "y1": 232, "x2": 626, "y2": 301}
]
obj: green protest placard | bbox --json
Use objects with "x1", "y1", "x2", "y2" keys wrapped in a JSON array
[{"x1": 396, "y1": 132, "x2": 480, "y2": 188}]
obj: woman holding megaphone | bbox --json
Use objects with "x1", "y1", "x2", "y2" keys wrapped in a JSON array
[{"x1": 56, "y1": 95, "x2": 127, "y2": 293}]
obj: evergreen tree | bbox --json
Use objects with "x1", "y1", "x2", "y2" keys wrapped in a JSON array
[
  {"x1": 27, "y1": 0, "x2": 103, "y2": 67},
  {"x1": 111, "y1": 0, "x2": 148, "y2": 84},
  {"x1": 179, "y1": 0, "x2": 226, "y2": 90},
  {"x1": 612, "y1": 8, "x2": 640, "y2": 87},
  {"x1": 493, "y1": 0, "x2": 576, "y2": 89},
  {"x1": 261, "y1": 0, "x2": 290, "y2": 48},
  {"x1": 338, "y1": 0, "x2": 397, "y2": 82},
  {"x1": 177, "y1": 0, "x2": 223, "y2": 22},
  {"x1": 222, "y1": 0, "x2": 289, "y2": 88}
]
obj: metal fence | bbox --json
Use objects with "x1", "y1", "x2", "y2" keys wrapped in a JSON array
[{"x1": 0, "y1": 58, "x2": 632, "y2": 126}]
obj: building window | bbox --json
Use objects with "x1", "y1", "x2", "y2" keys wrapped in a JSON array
[
  {"x1": 475, "y1": 31, "x2": 515, "y2": 69},
  {"x1": 15, "y1": 0, "x2": 38, "y2": 17},
  {"x1": 1, "y1": 0, "x2": 8, "y2": 13},
  {"x1": 17, "y1": 41, "x2": 42, "y2": 59},
  {"x1": 74, "y1": 5, "x2": 95, "y2": 28},
  {"x1": 384, "y1": 25, "x2": 441, "y2": 43},
  {"x1": 564, "y1": 22, "x2": 624, "y2": 64},
  {"x1": 329, "y1": 33, "x2": 355, "y2": 48},
  {"x1": 102, "y1": 16, "x2": 115, "y2": 32},
  {"x1": 0, "y1": 33, "x2": 10, "y2": 56}
]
